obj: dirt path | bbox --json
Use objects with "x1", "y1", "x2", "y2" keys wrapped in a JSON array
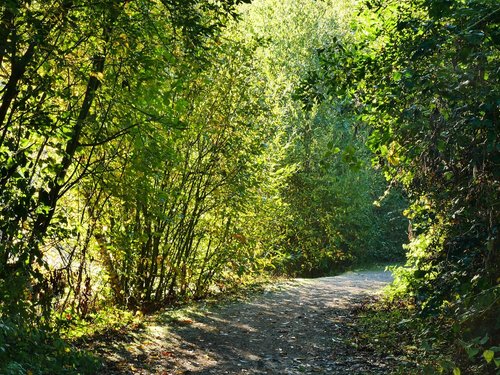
[{"x1": 95, "y1": 270, "x2": 396, "y2": 374}]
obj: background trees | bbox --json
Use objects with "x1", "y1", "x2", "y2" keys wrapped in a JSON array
[{"x1": 237, "y1": 0, "x2": 407, "y2": 277}]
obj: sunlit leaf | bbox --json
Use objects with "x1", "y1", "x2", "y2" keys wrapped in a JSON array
[{"x1": 483, "y1": 350, "x2": 495, "y2": 364}]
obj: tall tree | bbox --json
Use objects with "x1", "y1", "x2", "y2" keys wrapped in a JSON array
[{"x1": 0, "y1": 0, "x2": 243, "y2": 317}]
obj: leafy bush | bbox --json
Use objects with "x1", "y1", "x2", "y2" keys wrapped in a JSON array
[
  {"x1": 355, "y1": 297, "x2": 500, "y2": 374},
  {"x1": 0, "y1": 318, "x2": 99, "y2": 375}
]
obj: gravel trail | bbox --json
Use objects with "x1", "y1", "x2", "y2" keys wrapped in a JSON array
[{"x1": 97, "y1": 270, "x2": 396, "y2": 374}]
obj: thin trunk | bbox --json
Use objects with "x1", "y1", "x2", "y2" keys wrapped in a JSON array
[
  {"x1": 29, "y1": 54, "x2": 106, "y2": 255},
  {"x1": 0, "y1": 42, "x2": 36, "y2": 138}
]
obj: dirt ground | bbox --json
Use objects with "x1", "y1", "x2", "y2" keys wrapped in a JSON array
[{"x1": 91, "y1": 270, "x2": 398, "y2": 374}]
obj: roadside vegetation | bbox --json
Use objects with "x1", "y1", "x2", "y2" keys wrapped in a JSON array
[{"x1": 0, "y1": 0, "x2": 497, "y2": 373}]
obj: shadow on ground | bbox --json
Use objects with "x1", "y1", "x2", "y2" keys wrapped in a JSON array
[{"x1": 95, "y1": 271, "x2": 397, "y2": 374}]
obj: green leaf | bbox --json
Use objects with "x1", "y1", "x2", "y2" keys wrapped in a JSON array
[
  {"x1": 483, "y1": 350, "x2": 494, "y2": 364},
  {"x1": 466, "y1": 347, "x2": 479, "y2": 359},
  {"x1": 393, "y1": 71, "x2": 402, "y2": 81},
  {"x1": 479, "y1": 335, "x2": 489, "y2": 345},
  {"x1": 463, "y1": 30, "x2": 485, "y2": 45},
  {"x1": 453, "y1": 368, "x2": 460, "y2": 375}
]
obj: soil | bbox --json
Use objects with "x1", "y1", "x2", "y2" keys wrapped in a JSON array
[{"x1": 91, "y1": 270, "x2": 398, "y2": 374}]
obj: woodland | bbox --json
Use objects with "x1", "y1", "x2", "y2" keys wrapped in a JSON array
[{"x1": 0, "y1": 0, "x2": 498, "y2": 374}]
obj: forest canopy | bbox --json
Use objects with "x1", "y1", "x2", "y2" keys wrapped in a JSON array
[{"x1": 0, "y1": 0, "x2": 498, "y2": 373}]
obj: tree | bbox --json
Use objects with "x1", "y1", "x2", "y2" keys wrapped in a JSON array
[
  {"x1": 313, "y1": 0, "x2": 500, "y2": 357},
  {"x1": 0, "y1": 0, "x2": 244, "y2": 317},
  {"x1": 238, "y1": 0, "x2": 407, "y2": 276}
]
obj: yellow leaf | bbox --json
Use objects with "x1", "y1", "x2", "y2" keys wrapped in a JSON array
[
  {"x1": 453, "y1": 367, "x2": 460, "y2": 375},
  {"x1": 90, "y1": 72, "x2": 104, "y2": 81},
  {"x1": 483, "y1": 349, "x2": 495, "y2": 363}
]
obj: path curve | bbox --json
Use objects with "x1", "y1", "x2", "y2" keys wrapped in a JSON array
[{"x1": 99, "y1": 270, "x2": 395, "y2": 374}]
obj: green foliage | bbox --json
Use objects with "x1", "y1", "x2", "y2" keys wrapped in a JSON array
[
  {"x1": 332, "y1": 0, "x2": 498, "y2": 307},
  {"x1": 58, "y1": 307, "x2": 141, "y2": 341},
  {"x1": 309, "y1": 0, "x2": 500, "y2": 370},
  {"x1": 0, "y1": 318, "x2": 99, "y2": 375},
  {"x1": 0, "y1": 0, "x2": 261, "y2": 370},
  {"x1": 0, "y1": 0, "x2": 245, "y2": 313},
  {"x1": 86, "y1": 37, "x2": 278, "y2": 308},
  {"x1": 357, "y1": 297, "x2": 500, "y2": 374},
  {"x1": 238, "y1": 0, "x2": 407, "y2": 277},
  {"x1": 280, "y1": 104, "x2": 406, "y2": 276}
]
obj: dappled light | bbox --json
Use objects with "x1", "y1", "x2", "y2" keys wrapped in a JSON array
[
  {"x1": 92, "y1": 271, "x2": 395, "y2": 374},
  {"x1": 0, "y1": 0, "x2": 498, "y2": 373}
]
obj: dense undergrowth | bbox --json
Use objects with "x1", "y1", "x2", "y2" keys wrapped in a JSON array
[
  {"x1": 302, "y1": 0, "x2": 499, "y2": 373},
  {"x1": 355, "y1": 293, "x2": 500, "y2": 374},
  {"x1": 0, "y1": 319, "x2": 99, "y2": 375}
]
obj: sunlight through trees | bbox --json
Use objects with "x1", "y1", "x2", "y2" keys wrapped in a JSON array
[{"x1": 1, "y1": 0, "x2": 496, "y2": 373}]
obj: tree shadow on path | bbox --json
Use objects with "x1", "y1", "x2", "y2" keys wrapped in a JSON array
[{"x1": 97, "y1": 271, "x2": 398, "y2": 374}]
